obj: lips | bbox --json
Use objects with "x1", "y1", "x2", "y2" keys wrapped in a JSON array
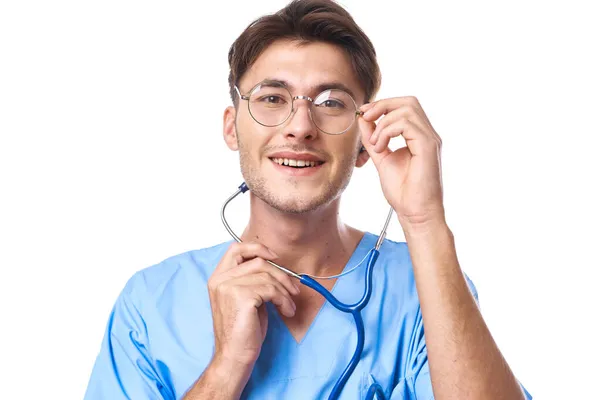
[
  {"x1": 267, "y1": 151, "x2": 326, "y2": 170},
  {"x1": 269, "y1": 157, "x2": 323, "y2": 168},
  {"x1": 269, "y1": 157, "x2": 324, "y2": 176},
  {"x1": 267, "y1": 152, "x2": 325, "y2": 162}
]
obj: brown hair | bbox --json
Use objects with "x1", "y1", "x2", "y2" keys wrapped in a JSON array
[{"x1": 227, "y1": 0, "x2": 381, "y2": 106}]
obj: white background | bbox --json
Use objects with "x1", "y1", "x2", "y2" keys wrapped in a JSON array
[{"x1": 1, "y1": 0, "x2": 598, "y2": 398}]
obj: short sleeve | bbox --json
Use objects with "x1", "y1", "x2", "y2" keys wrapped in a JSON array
[
  {"x1": 464, "y1": 273, "x2": 479, "y2": 306},
  {"x1": 390, "y1": 274, "x2": 532, "y2": 399},
  {"x1": 383, "y1": 284, "x2": 433, "y2": 400},
  {"x1": 84, "y1": 274, "x2": 174, "y2": 400},
  {"x1": 398, "y1": 305, "x2": 434, "y2": 400}
]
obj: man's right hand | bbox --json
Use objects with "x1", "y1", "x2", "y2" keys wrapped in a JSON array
[
  {"x1": 208, "y1": 241, "x2": 300, "y2": 368},
  {"x1": 183, "y1": 242, "x2": 300, "y2": 399}
]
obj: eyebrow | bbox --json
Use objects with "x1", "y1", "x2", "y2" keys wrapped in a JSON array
[{"x1": 258, "y1": 78, "x2": 359, "y2": 101}]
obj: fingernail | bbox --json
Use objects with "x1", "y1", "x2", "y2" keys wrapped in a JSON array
[{"x1": 294, "y1": 283, "x2": 301, "y2": 294}]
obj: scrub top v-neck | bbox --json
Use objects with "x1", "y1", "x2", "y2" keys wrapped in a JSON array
[{"x1": 83, "y1": 232, "x2": 533, "y2": 400}]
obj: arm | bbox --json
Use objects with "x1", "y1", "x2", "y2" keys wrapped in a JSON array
[
  {"x1": 182, "y1": 355, "x2": 251, "y2": 400},
  {"x1": 403, "y1": 219, "x2": 526, "y2": 400},
  {"x1": 358, "y1": 95, "x2": 529, "y2": 399}
]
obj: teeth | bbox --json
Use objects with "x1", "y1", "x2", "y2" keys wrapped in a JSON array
[{"x1": 271, "y1": 158, "x2": 321, "y2": 167}]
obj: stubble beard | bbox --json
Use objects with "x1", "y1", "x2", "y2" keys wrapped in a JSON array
[{"x1": 236, "y1": 134, "x2": 357, "y2": 215}]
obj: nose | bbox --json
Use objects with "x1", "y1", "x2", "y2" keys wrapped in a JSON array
[{"x1": 282, "y1": 97, "x2": 318, "y2": 141}]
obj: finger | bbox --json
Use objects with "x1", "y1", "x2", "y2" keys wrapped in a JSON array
[
  {"x1": 359, "y1": 97, "x2": 412, "y2": 122},
  {"x1": 228, "y1": 257, "x2": 300, "y2": 295},
  {"x1": 358, "y1": 117, "x2": 391, "y2": 168},
  {"x1": 374, "y1": 118, "x2": 436, "y2": 156},
  {"x1": 369, "y1": 107, "x2": 428, "y2": 146},
  {"x1": 258, "y1": 284, "x2": 296, "y2": 318},
  {"x1": 236, "y1": 274, "x2": 297, "y2": 317},
  {"x1": 373, "y1": 119, "x2": 409, "y2": 154},
  {"x1": 216, "y1": 241, "x2": 279, "y2": 273},
  {"x1": 358, "y1": 111, "x2": 376, "y2": 143},
  {"x1": 360, "y1": 96, "x2": 429, "y2": 124}
]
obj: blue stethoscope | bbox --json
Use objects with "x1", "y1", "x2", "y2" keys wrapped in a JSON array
[{"x1": 221, "y1": 182, "x2": 394, "y2": 400}]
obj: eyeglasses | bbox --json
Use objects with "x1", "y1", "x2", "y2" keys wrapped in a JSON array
[{"x1": 234, "y1": 81, "x2": 364, "y2": 135}]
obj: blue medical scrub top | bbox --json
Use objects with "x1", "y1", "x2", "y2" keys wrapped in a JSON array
[{"x1": 84, "y1": 232, "x2": 532, "y2": 399}]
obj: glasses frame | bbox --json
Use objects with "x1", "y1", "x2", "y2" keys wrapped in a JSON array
[{"x1": 234, "y1": 81, "x2": 364, "y2": 135}]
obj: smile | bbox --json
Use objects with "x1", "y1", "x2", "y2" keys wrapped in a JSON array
[{"x1": 269, "y1": 157, "x2": 325, "y2": 168}]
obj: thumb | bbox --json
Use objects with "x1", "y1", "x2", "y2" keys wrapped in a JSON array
[{"x1": 358, "y1": 117, "x2": 392, "y2": 170}]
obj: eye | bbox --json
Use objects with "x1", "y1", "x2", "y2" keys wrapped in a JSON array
[
  {"x1": 317, "y1": 99, "x2": 346, "y2": 108},
  {"x1": 259, "y1": 95, "x2": 287, "y2": 104}
]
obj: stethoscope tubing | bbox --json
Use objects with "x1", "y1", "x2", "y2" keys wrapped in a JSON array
[
  {"x1": 300, "y1": 250, "x2": 385, "y2": 400},
  {"x1": 222, "y1": 183, "x2": 390, "y2": 400}
]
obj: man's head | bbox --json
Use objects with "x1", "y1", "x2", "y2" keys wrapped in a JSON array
[{"x1": 223, "y1": 0, "x2": 381, "y2": 214}]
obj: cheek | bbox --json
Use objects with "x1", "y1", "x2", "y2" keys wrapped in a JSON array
[
  {"x1": 237, "y1": 127, "x2": 272, "y2": 160},
  {"x1": 238, "y1": 118, "x2": 282, "y2": 152},
  {"x1": 333, "y1": 137, "x2": 361, "y2": 161}
]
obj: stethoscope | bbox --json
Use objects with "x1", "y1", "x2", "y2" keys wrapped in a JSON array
[{"x1": 221, "y1": 182, "x2": 394, "y2": 400}]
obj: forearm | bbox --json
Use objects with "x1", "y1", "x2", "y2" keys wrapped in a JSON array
[
  {"x1": 403, "y1": 220, "x2": 525, "y2": 400},
  {"x1": 182, "y1": 355, "x2": 252, "y2": 400}
]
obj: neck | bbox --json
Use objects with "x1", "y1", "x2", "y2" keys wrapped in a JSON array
[{"x1": 240, "y1": 193, "x2": 364, "y2": 277}]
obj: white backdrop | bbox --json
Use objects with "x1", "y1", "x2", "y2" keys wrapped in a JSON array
[{"x1": 1, "y1": 0, "x2": 598, "y2": 398}]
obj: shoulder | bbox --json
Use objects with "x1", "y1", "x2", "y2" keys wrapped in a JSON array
[
  {"x1": 370, "y1": 235, "x2": 418, "y2": 300},
  {"x1": 377, "y1": 236, "x2": 410, "y2": 261},
  {"x1": 373, "y1": 235, "x2": 412, "y2": 279},
  {"x1": 122, "y1": 240, "x2": 233, "y2": 303}
]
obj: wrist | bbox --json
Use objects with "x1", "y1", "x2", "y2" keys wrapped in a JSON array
[
  {"x1": 209, "y1": 353, "x2": 254, "y2": 391},
  {"x1": 185, "y1": 354, "x2": 254, "y2": 400},
  {"x1": 397, "y1": 205, "x2": 446, "y2": 232},
  {"x1": 400, "y1": 216, "x2": 450, "y2": 238}
]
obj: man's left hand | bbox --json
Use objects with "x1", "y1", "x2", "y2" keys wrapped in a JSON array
[{"x1": 358, "y1": 97, "x2": 445, "y2": 229}]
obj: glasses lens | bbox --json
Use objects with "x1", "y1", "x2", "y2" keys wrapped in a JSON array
[
  {"x1": 248, "y1": 84, "x2": 293, "y2": 127},
  {"x1": 312, "y1": 89, "x2": 356, "y2": 134}
]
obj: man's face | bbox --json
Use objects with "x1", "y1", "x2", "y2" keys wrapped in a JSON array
[{"x1": 225, "y1": 40, "x2": 367, "y2": 214}]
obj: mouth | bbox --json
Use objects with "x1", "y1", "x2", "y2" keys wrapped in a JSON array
[{"x1": 268, "y1": 157, "x2": 325, "y2": 169}]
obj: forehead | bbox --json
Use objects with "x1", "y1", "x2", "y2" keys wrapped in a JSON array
[{"x1": 240, "y1": 40, "x2": 365, "y2": 102}]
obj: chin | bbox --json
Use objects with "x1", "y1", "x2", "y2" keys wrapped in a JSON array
[
  {"x1": 272, "y1": 197, "x2": 330, "y2": 214},
  {"x1": 250, "y1": 180, "x2": 337, "y2": 214}
]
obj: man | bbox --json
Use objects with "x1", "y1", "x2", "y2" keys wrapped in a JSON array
[{"x1": 84, "y1": 0, "x2": 532, "y2": 399}]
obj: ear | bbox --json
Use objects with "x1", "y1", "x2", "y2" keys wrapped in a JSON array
[
  {"x1": 223, "y1": 106, "x2": 238, "y2": 151},
  {"x1": 355, "y1": 145, "x2": 370, "y2": 168}
]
